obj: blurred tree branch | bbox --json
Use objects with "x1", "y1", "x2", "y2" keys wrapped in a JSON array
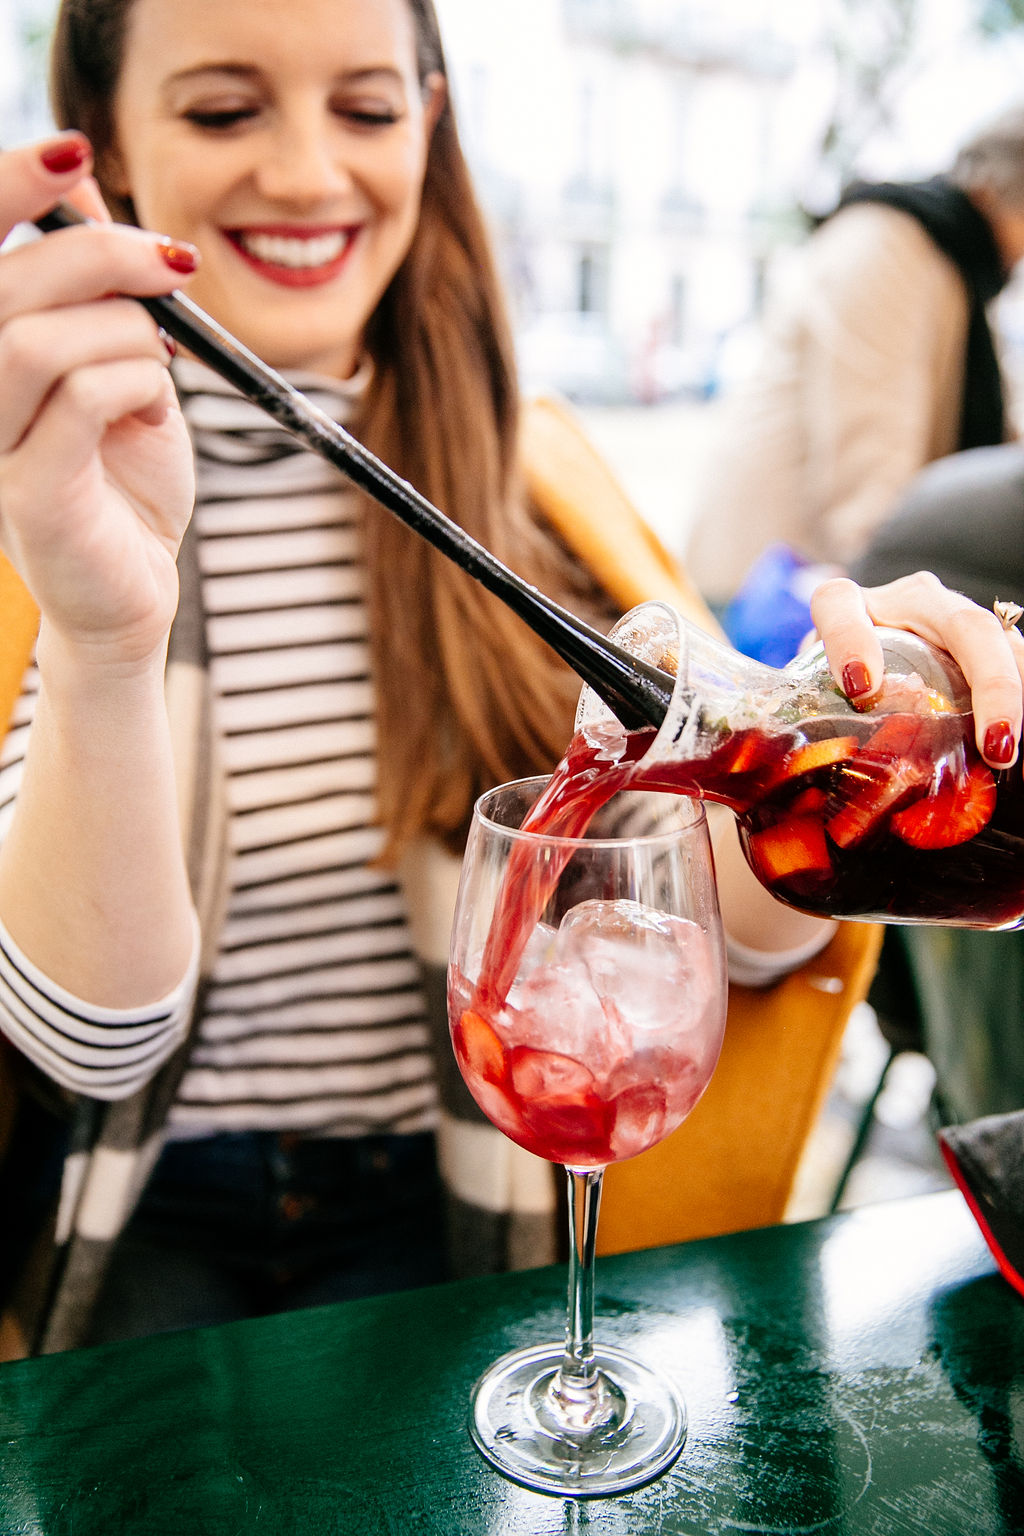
[
  {"x1": 977, "y1": 0, "x2": 1024, "y2": 34},
  {"x1": 806, "y1": 0, "x2": 1024, "y2": 217},
  {"x1": 809, "y1": 0, "x2": 923, "y2": 212}
]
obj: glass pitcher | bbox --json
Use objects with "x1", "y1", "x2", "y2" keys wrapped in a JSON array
[{"x1": 571, "y1": 601, "x2": 1024, "y2": 930}]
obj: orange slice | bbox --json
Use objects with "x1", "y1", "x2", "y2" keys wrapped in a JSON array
[{"x1": 747, "y1": 816, "x2": 833, "y2": 883}]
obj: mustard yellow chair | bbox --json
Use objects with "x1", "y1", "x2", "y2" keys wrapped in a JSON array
[
  {"x1": 596, "y1": 920, "x2": 881, "y2": 1250},
  {"x1": 0, "y1": 554, "x2": 37, "y2": 743},
  {"x1": 1, "y1": 555, "x2": 39, "y2": 1155}
]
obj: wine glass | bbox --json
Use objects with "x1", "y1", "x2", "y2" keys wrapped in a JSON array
[{"x1": 447, "y1": 776, "x2": 728, "y2": 1496}]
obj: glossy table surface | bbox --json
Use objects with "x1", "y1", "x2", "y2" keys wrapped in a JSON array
[{"x1": 1, "y1": 1189, "x2": 1022, "y2": 1535}]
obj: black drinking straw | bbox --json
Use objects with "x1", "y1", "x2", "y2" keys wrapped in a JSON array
[{"x1": 31, "y1": 201, "x2": 674, "y2": 733}]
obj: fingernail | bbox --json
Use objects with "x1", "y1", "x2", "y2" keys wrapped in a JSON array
[
  {"x1": 983, "y1": 720, "x2": 1016, "y2": 766},
  {"x1": 157, "y1": 327, "x2": 177, "y2": 361},
  {"x1": 158, "y1": 239, "x2": 200, "y2": 275},
  {"x1": 40, "y1": 135, "x2": 90, "y2": 175},
  {"x1": 842, "y1": 661, "x2": 872, "y2": 699}
]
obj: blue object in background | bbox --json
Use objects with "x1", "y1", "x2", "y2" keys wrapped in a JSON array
[{"x1": 722, "y1": 543, "x2": 838, "y2": 667}]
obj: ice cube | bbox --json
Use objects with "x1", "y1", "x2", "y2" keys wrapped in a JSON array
[
  {"x1": 507, "y1": 920, "x2": 559, "y2": 1001},
  {"x1": 510, "y1": 958, "x2": 607, "y2": 1058},
  {"x1": 608, "y1": 1080, "x2": 668, "y2": 1160},
  {"x1": 557, "y1": 898, "x2": 717, "y2": 1039}
]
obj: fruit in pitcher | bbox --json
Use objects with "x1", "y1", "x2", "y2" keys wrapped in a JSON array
[
  {"x1": 891, "y1": 758, "x2": 997, "y2": 849},
  {"x1": 747, "y1": 815, "x2": 833, "y2": 883},
  {"x1": 825, "y1": 715, "x2": 932, "y2": 849}
]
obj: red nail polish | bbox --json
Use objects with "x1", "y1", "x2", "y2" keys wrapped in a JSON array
[
  {"x1": 40, "y1": 137, "x2": 89, "y2": 175},
  {"x1": 983, "y1": 721, "x2": 1016, "y2": 766},
  {"x1": 842, "y1": 661, "x2": 872, "y2": 699},
  {"x1": 157, "y1": 327, "x2": 177, "y2": 361},
  {"x1": 158, "y1": 240, "x2": 200, "y2": 275}
]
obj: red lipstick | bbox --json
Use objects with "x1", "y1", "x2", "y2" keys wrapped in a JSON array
[{"x1": 225, "y1": 225, "x2": 356, "y2": 289}]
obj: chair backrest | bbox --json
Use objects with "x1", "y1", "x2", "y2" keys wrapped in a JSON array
[
  {"x1": 0, "y1": 556, "x2": 38, "y2": 1166},
  {"x1": 1, "y1": 554, "x2": 38, "y2": 746},
  {"x1": 520, "y1": 394, "x2": 717, "y2": 620},
  {"x1": 598, "y1": 920, "x2": 883, "y2": 1250},
  {"x1": 520, "y1": 394, "x2": 884, "y2": 1249}
]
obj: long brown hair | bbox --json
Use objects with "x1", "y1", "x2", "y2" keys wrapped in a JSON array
[{"x1": 50, "y1": 0, "x2": 592, "y2": 858}]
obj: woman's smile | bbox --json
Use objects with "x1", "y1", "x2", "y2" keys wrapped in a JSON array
[{"x1": 225, "y1": 224, "x2": 359, "y2": 287}]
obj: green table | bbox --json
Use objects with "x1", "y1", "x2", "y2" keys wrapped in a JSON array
[{"x1": 1, "y1": 1189, "x2": 1021, "y2": 1534}]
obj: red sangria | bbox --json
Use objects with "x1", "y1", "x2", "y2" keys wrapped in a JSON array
[
  {"x1": 449, "y1": 780, "x2": 726, "y2": 1169},
  {"x1": 449, "y1": 896, "x2": 722, "y2": 1167}
]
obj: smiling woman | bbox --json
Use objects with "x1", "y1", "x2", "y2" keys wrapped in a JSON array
[
  {"x1": 76, "y1": 0, "x2": 446, "y2": 377},
  {"x1": 47, "y1": 0, "x2": 586, "y2": 869},
  {"x1": 0, "y1": 0, "x2": 611, "y2": 1355}
]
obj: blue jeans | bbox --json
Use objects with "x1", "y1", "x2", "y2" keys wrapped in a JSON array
[{"x1": 87, "y1": 1130, "x2": 447, "y2": 1344}]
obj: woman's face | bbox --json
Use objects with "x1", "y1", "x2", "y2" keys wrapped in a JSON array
[{"x1": 109, "y1": 0, "x2": 443, "y2": 377}]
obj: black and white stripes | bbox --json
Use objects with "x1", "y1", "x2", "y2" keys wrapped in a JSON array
[
  {"x1": 0, "y1": 907, "x2": 197, "y2": 1099},
  {"x1": 0, "y1": 359, "x2": 437, "y2": 1134},
  {"x1": 0, "y1": 662, "x2": 198, "y2": 1097}
]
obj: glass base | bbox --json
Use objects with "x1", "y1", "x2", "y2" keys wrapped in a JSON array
[{"x1": 468, "y1": 1342, "x2": 687, "y2": 1497}]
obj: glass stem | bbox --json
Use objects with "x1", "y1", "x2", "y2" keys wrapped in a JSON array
[{"x1": 559, "y1": 1166, "x2": 605, "y2": 1394}]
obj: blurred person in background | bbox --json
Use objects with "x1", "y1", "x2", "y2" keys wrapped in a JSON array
[{"x1": 686, "y1": 103, "x2": 1024, "y2": 611}]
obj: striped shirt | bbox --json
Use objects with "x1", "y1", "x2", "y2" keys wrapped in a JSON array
[{"x1": 0, "y1": 359, "x2": 437, "y2": 1137}]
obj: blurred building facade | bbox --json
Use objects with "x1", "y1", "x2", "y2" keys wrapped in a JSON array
[
  {"x1": 1, "y1": 0, "x2": 54, "y2": 146},
  {"x1": 438, "y1": 0, "x2": 811, "y2": 404},
  {"x1": 438, "y1": 0, "x2": 1024, "y2": 405},
  {"x1": 6, "y1": 0, "x2": 1024, "y2": 406}
]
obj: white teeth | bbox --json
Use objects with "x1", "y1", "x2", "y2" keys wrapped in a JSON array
[{"x1": 238, "y1": 230, "x2": 349, "y2": 269}]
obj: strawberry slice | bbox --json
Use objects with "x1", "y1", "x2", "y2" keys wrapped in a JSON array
[
  {"x1": 826, "y1": 768, "x2": 923, "y2": 849},
  {"x1": 453, "y1": 1009, "x2": 507, "y2": 1085},
  {"x1": 825, "y1": 714, "x2": 932, "y2": 849},
  {"x1": 508, "y1": 1047, "x2": 610, "y2": 1162},
  {"x1": 862, "y1": 713, "x2": 930, "y2": 758},
  {"x1": 746, "y1": 815, "x2": 833, "y2": 883},
  {"x1": 891, "y1": 758, "x2": 997, "y2": 849},
  {"x1": 508, "y1": 1045, "x2": 594, "y2": 1102}
]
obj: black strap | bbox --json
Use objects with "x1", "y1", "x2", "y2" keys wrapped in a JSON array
[{"x1": 837, "y1": 177, "x2": 1009, "y2": 450}]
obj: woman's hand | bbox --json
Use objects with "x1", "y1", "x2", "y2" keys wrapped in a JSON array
[
  {"x1": 810, "y1": 571, "x2": 1024, "y2": 771},
  {"x1": 0, "y1": 134, "x2": 198, "y2": 668}
]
